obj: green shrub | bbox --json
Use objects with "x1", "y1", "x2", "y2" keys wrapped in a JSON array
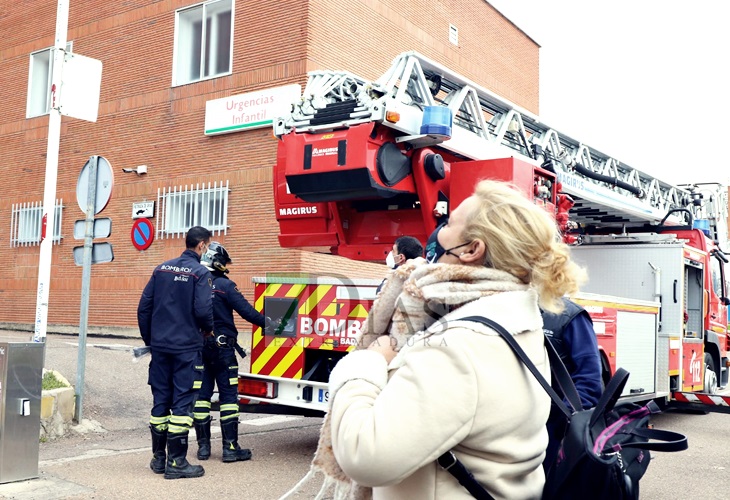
[{"x1": 42, "y1": 371, "x2": 69, "y2": 390}]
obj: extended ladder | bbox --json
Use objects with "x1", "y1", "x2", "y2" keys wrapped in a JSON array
[{"x1": 275, "y1": 51, "x2": 725, "y2": 231}]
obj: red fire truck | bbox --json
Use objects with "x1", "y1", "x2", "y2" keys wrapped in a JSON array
[{"x1": 238, "y1": 52, "x2": 730, "y2": 415}]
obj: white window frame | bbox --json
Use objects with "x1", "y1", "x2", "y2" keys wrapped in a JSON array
[
  {"x1": 157, "y1": 181, "x2": 229, "y2": 238},
  {"x1": 26, "y1": 42, "x2": 73, "y2": 118},
  {"x1": 11, "y1": 200, "x2": 64, "y2": 247},
  {"x1": 172, "y1": 0, "x2": 234, "y2": 87}
]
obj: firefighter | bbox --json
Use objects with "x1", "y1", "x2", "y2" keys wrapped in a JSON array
[
  {"x1": 137, "y1": 226, "x2": 214, "y2": 480},
  {"x1": 541, "y1": 297, "x2": 603, "y2": 473},
  {"x1": 193, "y1": 242, "x2": 266, "y2": 463}
]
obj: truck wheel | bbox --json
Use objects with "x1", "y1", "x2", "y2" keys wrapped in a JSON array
[{"x1": 704, "y1": 353, "x2": 718, "y2": 394}]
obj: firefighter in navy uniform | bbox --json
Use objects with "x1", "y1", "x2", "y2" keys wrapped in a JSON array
[
  {"x1": 542, "y1": 297, "x2": 603, "y2": 473},
  {"x1": 137, "y1": 226, "x2": 214, "y2": 480},
  {"x1": 193, "y1": 242, "x2": 267, "y2": 463}
]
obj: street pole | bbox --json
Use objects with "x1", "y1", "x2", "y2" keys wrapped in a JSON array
[
  {"x1": 75, "y1": 156, "x2": 97, "y2": 423},
  {"x1": 33, "y1": 0, "x2": 69, "y2": 343}
]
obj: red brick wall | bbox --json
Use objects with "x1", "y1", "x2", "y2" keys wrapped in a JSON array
[
  {"x1": 0, "y1": 0, "x2": 538, "y2": 334},
  {"x1": 306, "y1": 0, "x2": 539, "y2": 111}
]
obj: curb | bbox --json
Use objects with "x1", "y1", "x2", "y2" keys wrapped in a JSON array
[{"x1": 40, "y1": 370, "x2": 75, "y2": 441}]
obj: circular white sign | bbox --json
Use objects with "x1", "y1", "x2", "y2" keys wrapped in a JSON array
[{"x1": 76, "y1": 156, "x2": 114, "y2": 215}]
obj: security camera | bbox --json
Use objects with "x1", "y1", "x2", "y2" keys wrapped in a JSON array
[{"x1": 122, "y1": 165, "x2": 148, "y2": 176}]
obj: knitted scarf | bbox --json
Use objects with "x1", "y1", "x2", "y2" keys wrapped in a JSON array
[{"x1": 279, "y1": 259, "x2": 527, "y2": 500}]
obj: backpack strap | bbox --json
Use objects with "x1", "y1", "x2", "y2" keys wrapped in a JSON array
[
  {"x1": 588, "y1": 367, "x2": 630, "y2": 427},
  {"x1": 543, "y1": 333, "x2": 584, "y2": 413},
  {"x1": 461, "y1": 315, "x2": 582, "y2": 418},
  {"x1": 620, "y1": 427, "x2": 688, "y2": 452},
  {"x1": 437, "y1": 315, "x2": 584, "y2": 499},
  {"x1": 437, "y1": 451, "x2": 495, "y2": 500}
]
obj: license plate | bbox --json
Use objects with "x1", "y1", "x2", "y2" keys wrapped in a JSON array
[{"x1": 318, "y1": 388, "x2": 329, "y2": 403}]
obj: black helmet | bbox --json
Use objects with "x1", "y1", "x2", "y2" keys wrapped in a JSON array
[{"x1": 201, "y1": 241, "x2": 231, "y2": 273}]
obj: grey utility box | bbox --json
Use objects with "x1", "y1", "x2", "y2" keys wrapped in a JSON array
[{"x1": 0, "y1": 341, "x2": 43, "y2": 484}]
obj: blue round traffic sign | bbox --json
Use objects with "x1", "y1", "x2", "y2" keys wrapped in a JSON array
[{"x1": 131, "y1": 219, "x2": 154, "y2": 250}]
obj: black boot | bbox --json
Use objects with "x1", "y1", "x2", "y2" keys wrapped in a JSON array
[
  {"x1": 221, "y1": 419, "x2": 252, "y2": 463},
  {"x1": 193, "y1": 416, "x2": 211, "y2": 461},
  {"x1": 164, "y1": 432, "x2": 205, "y2": 479},
  {"x1": 149, "y1": 425, "x2": 167, "y2": 474}
]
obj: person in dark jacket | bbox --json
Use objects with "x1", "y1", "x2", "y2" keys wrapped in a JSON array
[
  {"x1": 376, "y1": 236, "x2": 423, "y2": 294},
  {"x1": 542, "y1": 297, "x2": 603, "y2": 472},
  {"x1": 193, "y1": 242, "x2": 267, "y2": 463},
  {"x1": 137, "y1": 226, "x2": 214, "y2": 480}
]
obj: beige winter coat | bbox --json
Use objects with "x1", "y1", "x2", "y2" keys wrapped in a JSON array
[{"x1": 329, "y1": 289, "x2": 551, "y2": 500}]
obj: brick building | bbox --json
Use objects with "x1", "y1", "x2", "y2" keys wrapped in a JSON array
[{"x1": 0, "y1": 0, "x2": 539, "y2": 335}]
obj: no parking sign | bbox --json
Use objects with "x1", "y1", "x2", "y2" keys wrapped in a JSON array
[{"x1": 131, "y1": 218, "x2": 154, "y2": 250}]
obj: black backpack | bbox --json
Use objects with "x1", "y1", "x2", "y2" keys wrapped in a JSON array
[{"x1": 437, "y1": 316, "x2": 688, "y2": 500}]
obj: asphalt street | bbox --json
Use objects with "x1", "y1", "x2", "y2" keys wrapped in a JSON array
[
  {"x1": 0, "y1": 330, "x2": 325, "y2": 500},
  {"x1": 1, "y1": 329, "x2": 729, "y2": 499}
]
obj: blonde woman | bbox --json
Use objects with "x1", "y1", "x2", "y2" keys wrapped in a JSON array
[{"x1": 326, "y1": 180, "x2": 586, "y2": 499}]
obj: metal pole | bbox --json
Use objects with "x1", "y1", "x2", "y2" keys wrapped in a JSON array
[
  {"x1": 75, "y1": 155, "x2": 97, "y2": 423},
  {"x1": 34, "y1": 0, "x2": 69, "y2": 343}
]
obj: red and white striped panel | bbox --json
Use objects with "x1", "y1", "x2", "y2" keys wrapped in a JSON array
[{"x1": 672, "y1": 392, "x2": 730, "y2": 407}]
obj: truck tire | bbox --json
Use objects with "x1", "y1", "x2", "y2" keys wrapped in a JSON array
[{"x1": 704, "y1": 353, "x2": 718, "y2": 394}]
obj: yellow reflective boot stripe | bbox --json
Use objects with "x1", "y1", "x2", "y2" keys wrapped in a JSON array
[
  {"x1": 220, "y1": 404, "x2": 238, "y2": 413},
  {"x1": 169, "y1": 415, "x2": 193, "y2": 427},
  {"x1": 220, "y1": 413, "x2": 239, "y2": 422},
  {"x1": 150, "y1": 415, "x2": 170, "y2": 425},
  {"x1": 195, "y1": 400, "x2": 211, "y2": 409}
]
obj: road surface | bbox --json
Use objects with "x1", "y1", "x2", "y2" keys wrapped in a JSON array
[{"x1": 0, "y1": 330, "x2": 728, "y2": 499}]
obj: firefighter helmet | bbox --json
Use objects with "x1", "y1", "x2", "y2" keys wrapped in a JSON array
[{"x1": 201, "y1": 241, "x2": 231, "y2": 273}]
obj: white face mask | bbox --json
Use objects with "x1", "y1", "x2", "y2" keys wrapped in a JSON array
[{"x1": 385, "y1": 251, "x2": 396, "y2": 269}]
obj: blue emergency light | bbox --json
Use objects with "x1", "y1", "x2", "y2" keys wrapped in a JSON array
[
  {"x1": 693, "y1": 219, "x2": 711, "y2": 236},
  {"x1": 420, "y1": 106, "x2": 452, "y2": 138}
]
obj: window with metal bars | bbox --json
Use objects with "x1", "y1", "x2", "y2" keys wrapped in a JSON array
[
  {"x1": 157, "y1": 181, "x2": 229, "y2": 237},
  {"x1": 10, "y1": 200, "x2": 64, "y2": 246}
]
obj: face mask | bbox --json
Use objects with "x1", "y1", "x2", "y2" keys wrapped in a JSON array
[
  {"x1": 424, "y1": 223, "x2": 470, "y2": 264},
  {"x1": 385, "y1": 251, "x2": 397, "y2": 269}
]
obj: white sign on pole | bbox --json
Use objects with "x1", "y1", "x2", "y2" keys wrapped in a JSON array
[
  {"x1": 73, "y1": 218, "x2": 112, "y2": 239},
  {"x1": 204, "y1": 84, "x2": 301, "y2": 135},
  {"x1": 132, "y1": 201, "x2": 154, "y2": 219},
  {"x1": 73, "y1": 242, "x2": 114, "y2": 265},
  {"x1": 76, "y1": 156, "x2": 114, "y2": 215},
  {"x1": 61, "y1": 52, "x2": 102, "y2": 123}
]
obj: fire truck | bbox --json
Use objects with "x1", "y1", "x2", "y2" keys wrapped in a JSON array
[{"x1": 237, "y1": 51, "x2": 730, "y2": 415}]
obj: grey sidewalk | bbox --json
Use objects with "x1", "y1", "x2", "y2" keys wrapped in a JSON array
[{"x1": 0, "y1": 330, "x2": 323, "y2": 499}]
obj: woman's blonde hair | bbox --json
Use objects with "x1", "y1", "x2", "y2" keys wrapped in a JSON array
[{"x1": 463, "y1": 179, "x2": 586, "y2": 313}]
